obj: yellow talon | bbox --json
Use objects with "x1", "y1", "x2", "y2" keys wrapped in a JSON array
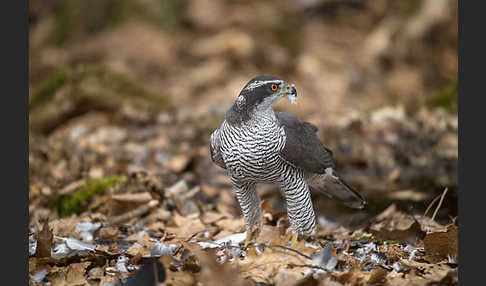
[
  {"x1": 244, "y1": 230, "x2": 252, "y2": 247},
  {"x1": 244, "y1": 226, "x2": 260, "y2": 247},
  {"x1": 290, "y1": 233, "x2": 299, "y2": 248}
]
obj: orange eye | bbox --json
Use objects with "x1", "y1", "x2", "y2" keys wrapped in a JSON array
[{"x1": 270, "y1": 83, "x2": 278, "y2": 91}]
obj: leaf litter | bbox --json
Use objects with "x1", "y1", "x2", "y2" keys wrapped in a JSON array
[
  {"x1": 29, "y1": 1, "x2": 458, "y2": 284},
  {"x1": 29, "y1": 158, "x2": 458, "y2": 285}
]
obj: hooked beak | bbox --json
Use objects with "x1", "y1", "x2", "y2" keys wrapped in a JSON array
[{"x1": 285, "y1": 83, "x2": 297, "y2": 104}]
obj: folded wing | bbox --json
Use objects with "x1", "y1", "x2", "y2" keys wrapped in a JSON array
[{"x1": 276, "y1": 112, "x2": 366, "y2": 209}]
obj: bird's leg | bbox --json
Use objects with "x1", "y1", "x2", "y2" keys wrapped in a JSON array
[
  {"x1": 245, "y1": 225, "x2": 261, "y2": 247},
  {"x1": 282, "y1": 178, "x2": 316, "y2": 246},
  {"x1": 231, "y1": 179, "x2": 261, "y2": 246}
]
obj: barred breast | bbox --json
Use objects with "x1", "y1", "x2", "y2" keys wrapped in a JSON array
[{"x1": 218, "y1": 112, "x2": 287, "y2": 182}]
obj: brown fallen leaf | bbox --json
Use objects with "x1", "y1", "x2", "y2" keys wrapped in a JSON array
[
  {"x1": 201, "y1": 211, "x2": 227, "y2": 224},
  {"x1": 98, "y1": 276, "x2": 118, "y2": 286},
  {"x1": 333, "y1": 268, "x2": 365, "y2": 285},
  {"x1": 167, "y1": 213, "x2": 207, "y2": 239},
  {"x1": 200, "y1": 184, "x2": 220, "y2": 197},
  {"x1": 168, "y1": 154, "x2": 191, "y2": 172},
  {"x1": 371, "y1": 221, "x2": 426, "y2": 243},
  {"x1": 49, "y1": 262, "x2": 91, "y2": 286},
  {"x1": 366, "y1": 268, "x2": 387, "y2": 285},
  {"x1": 214, "y1": 217, "x2": 245, "y2": 233},
  {"x1": 100, "y1": 226, "x2": 119, "y2": 240},
  {"x1": 195, "y1": 249, "x2": 250, "y2": 286},
  {"x1": 255, "y1": 225, "x2": 281, "y2": 245},
  {"x1": 424, "y1": 224, "x2": 458, "y2": 262},
  {"x1": 87, "y1": 267, "x2": 104, "y2": 280},
  {"x1": 294, "y1": 275, "x2": 320, "y2": 286},
  {"x1": 126, "y1": 243, "x2": 149, "y2": 257},
  {"x1": 66, "y1": 262, "x2": 91, "y2": 285},
  {"x1": 370, "y1": 204, "x2": 426, "y2": 243},
  {"x1": 49, "y1": 217, "x2": 79, "y2": 237},
  {"x1": 35, "y1": 220, "x2": 53, "y2": 258},
  {"x1": 236, "y1": 239, "x2": 316, "y2": 284}
]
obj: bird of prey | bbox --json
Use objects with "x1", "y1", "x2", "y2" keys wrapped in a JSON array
[{"x1": 210, "y1": 75, "x2": 366, "y2": 245}]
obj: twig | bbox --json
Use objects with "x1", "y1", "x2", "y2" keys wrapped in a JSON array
[
  {"x1": 431, "y1": 187, "x2": 448, "y2": 221},
  {"x1": 267, "y1": 244, "x2": 312, "y2": 260},
  {"x1": 287, "y1": 263, "x2": 330, "y2": 272},
  {"x1": 424, "y1": 193, "x2": 442, "y2": 217},
  {"x1": 105, "y1": 200, "x2": 159, "y2": 226},
  {"x1": 59, "y1": 179, "x2": 86, "y2": 195},
  {"x1": 184, "y1": 231, "x2": 206, "y2": 242}
]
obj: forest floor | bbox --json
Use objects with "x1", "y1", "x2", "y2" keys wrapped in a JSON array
[{"x1": 29, "y1": 1, "x2": 458, "y2": 285}]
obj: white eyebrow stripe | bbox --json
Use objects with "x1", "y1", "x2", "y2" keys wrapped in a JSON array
[{"x1": 244, "y1": 80, "x2": 283, "y2": 91}]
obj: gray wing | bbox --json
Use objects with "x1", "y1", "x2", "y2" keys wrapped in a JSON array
[
  {"x1": 210, "y1": 123, "x2": 226, "y2": 169},
  {"x1": 276, "y1": 112, "x2": 334, "y2": 173},
  {"x1": 276, "y1": 112, "x2": 366, "y2": 209},
  {"x1": 308, "y1": 171, "x2": 367, "y2": 209}
]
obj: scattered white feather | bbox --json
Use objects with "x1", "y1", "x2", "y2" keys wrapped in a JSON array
[
  {"x1": 196, "y1": 232, "x2": 247, "y2": 249},
  {"x1": 31, "y1": 269, "x2": 47, "y2": 283},
  {"x1": 29, "y1": 234, "x2": 37, "y2": 255},
  {"x1": 51, "y1": 236, "x2": 96, "y2": 259},
  {"x1": 51, "y1": 243, "x2": 72, "y2": 259},
  {"x1": 76, "y1": 222, "x2": 101, "y2": 242},
  {"x1": 392, "y1": 262, "x2": 403, "y2": 272},
  {"x1": 106, "y1": 256, "x2": 129, "y2": 274},
  {"x1": 305, "y1": 242, "x2": 320, "y2": 249},
  {"x1": 404, "y1": 244, "x2": 414, "y2": 252},
  {"x1": 408, "y1": 249, "x2": 418, "y2": 261}
]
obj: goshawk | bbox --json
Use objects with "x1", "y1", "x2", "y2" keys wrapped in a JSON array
[{"x1": 210, "y1": 76, "x2": 366, "y2": 244}]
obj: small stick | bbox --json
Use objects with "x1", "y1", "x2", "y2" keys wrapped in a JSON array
[
  {"x1": 267, "y1": 244, "x2": 312, "y2": 260},
  {"x1": 105, "y1": 200, "x2": 159, "y2": 226},
  {"x1": 431, "y1": 187, "x2": 448, "y2": 221},
  {"x1": 424, "y1": 193, "x2": 442, "y2": 217},
  {"x1": 287, "y1": 263, "x2": 330, "y2": 272}
]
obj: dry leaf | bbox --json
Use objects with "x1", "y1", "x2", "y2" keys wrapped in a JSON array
[
  {"x1": 366, "y1": 268, "x2": 387, "y2": 285},
  {"x1": 168, "y1": 155, "x2": 191, "y2": 172},
  {"x1": 167, "y1": 213, "x2": 206, "y2": 239},
  {"x1": 215, "y1": 218, "x2": 245, "y2": 233},
  {"x1": 35, "y1": 220, "x2": 53, "y2": 258},
  {"x1": 100, "y1": 226, "x2": 119, "y2": 240},
  {"x1": 424, "y1": 224, "x2": 458, "y2": 261}
]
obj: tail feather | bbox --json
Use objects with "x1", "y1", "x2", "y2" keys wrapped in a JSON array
[{"x1": 309, "y1": 169, "x2": 366, "y2": 209}]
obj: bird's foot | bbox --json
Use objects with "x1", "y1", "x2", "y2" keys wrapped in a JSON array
[
  {"x1": 285, "y1": 231, "x2": 314, "y2": 248},
  {"x1": 290, "y1": 233, "x2": 299, "y2": 248},
  {"x1": 283, "y1": 230, "x2": 300, "y2": 248},
  {"x1": 244, "y1": 225, "x2": 260, "y2": 247}
]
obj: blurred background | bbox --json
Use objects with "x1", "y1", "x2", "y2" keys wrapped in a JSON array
[{"x1": 29, "y1": 0, "x2": 457, "y2": 227}]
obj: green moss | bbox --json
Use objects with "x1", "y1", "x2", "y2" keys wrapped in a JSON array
[
  {"x1": 58, "y1": 175, "x2": 126, "y2": 217},
  {"x1": 30, "y1": 65, "x2": 170, "y2": 111},
  {"x1": 30, "y1": 69, "x2": 69, "y2": 110},
  {"x1": 426, "y1": 80, "x2": 458, "y2": 113}
]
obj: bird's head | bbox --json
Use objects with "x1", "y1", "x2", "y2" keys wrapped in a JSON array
[{"x1": 233, "y1": 75, "x2": 297, "y2": 113}]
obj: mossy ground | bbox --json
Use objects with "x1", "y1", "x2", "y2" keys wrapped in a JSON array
[
  {"x1": 426, "y1": 80, "x2": 458, "y2": 113},
  {"x1": 30, "y1": 69, "x2": 69, "y2": 110},
  {"x1": 57, "y1": 175, "x2": 126, "y2": 217}
]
